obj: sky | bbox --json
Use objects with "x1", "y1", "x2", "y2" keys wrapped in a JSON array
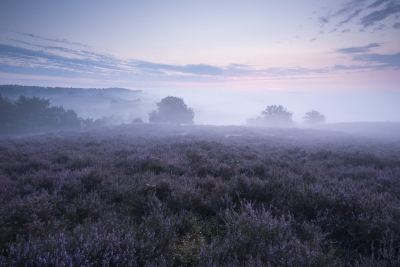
[{"x1": 0, "y1": 0, "x2": 399, "y2": 123}]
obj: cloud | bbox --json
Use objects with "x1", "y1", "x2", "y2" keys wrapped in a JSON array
[
  {"x1": 1, "y1": 34, "x2": 398, "y2": 87},
  {"x1": 367, "y1": 0, "x2": 391, "y2": 9},
  {"x1": 316, "y1": 0, "x2": 400, "y2": 32},
  {"x1": 335, "y1": 43, "x2": 381, "y2": 54},
  {"x1": 353, "y1": 52, "x2": 400, "y2": 68},
  {"x1": 0, "y1": 43, "x2": 125, "y2": 78},
  {"x1": 314, "y1": 0, "x2": 367, "y2": 31},
  {"x1": 319, "y1": 17, "x2": 330, "y2": 24},
  {"x1": 332, "y1": 64, "x2": 371, "y2": 70},
  {"x1": 21, "y1": 32, "x2": 92, "y2": 48},
  {"x1": 261, "y1": 66, "x2": 328, "y2": 77},
  {"x1": 333, "y1": 42, "x2": 400, "y2": 70},
  {"x1": 9, "y1": 36, "x2": 117, "y2": 67},
  {"x1": 393, "y1": 22, "x2": 400, "y2": 28},
  {"x1": 0, "y1": 42, "x2": 227, "y2": 80},
  {"x1": 132, "y1": 61, "x2": 225, "y2": 76},
  {"x1": 333, "y1": 0, "x2": 367, "y2": 17},
  {"x1": 310, "y1": 38, "x2": 317, "y2": 42},
  {"x1": 10, "y1": 39, "x2": 92, "y2": 58},
  {"x1": 336, "y1": 8, "x2": 362, "y2": 27},
  {"x1": 0, "y1": 41, "x2": 330, "y2": 83},
  {"x1": 371, "y1": 23, "x2": 386, "y2": 32},
  {"x1": 360, "y1": 1, "x2": 400, "y2": 27}
]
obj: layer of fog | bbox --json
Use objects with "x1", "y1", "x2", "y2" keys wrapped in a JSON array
[
  {"x1": 15, "y1": 87, "x2": 398, "y2": 126},
  {"x1": 148, "y1": 89, "x2": 400, "y2": 125}
]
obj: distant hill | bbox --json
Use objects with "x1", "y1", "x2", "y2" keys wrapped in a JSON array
[
  {"x1": 0, "y1": 85, "x2": 141, "y2": 99},
  {"x1": 0, "y1": 85, "x2": 151, "y2": 124}
]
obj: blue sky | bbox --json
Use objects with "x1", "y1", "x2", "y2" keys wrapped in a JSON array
[{"x1": 0, "y1": 0, "x2": 399, "y2": 92}]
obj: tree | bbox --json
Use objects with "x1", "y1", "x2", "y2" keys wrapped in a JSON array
[
  {"x1": 0, "y1": 94, "x2": 83, "y2": 135},
  {"x1": 247, "y1": 105, "x2": 294, "y2": 127},
  {"x1": 149, "y1": 96, "x2": 194, "y2": 124},
  {"x1": 14, "y1": 95, "x2": 51, "y2": 128},
  {"x1": 303, "y1": 110, "x2": 325, "y2": 124},
  {"x1": 47, "y1": 106, "x2": 82, "y2": 129},
  {"x1": 0, "y1": 94, "x2": 18, "y2": 134}
]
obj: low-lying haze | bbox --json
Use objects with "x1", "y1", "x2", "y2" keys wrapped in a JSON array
[{"x1": 149, "y1": 89, "x2": 400, "y2": 125}]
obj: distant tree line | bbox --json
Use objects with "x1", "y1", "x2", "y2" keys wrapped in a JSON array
[
  {"x1": 147, "y1": 96, "x2": 326, "y2": 126},
  {"x1": 0, "y1": 94, "x2": 107, "y2": 135},
  {"x1": 0, "y1": 84, "x2": 141, "y2": 98}
]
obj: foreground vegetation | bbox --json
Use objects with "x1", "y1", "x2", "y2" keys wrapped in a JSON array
[{"x1": 1, "y1": 124, "x2": 400, "y2": 266}]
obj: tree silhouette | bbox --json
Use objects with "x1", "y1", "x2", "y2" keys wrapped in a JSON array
[
  {"x1": 0, "y1": 94, "x2": 17, "y2": 134},
  {"x1": 149, "y1": 96, "x2": 194, "y2": 124},
  {"x1": 14, "y1": 95, "x2": 51, "y2": 128},
  {"x1": 303, "y1": 110, "x2": 325, "y2": 124},
  {"x1": 0, "y1": 94, "x2": 83, "y2": 134},
  {"x1": 247, "y1": 105, "x2": 294, "y2": 127}
]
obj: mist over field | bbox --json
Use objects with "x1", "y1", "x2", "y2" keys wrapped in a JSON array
[
  {"x1": 5, "y1": 86, "x2": 399, "y2": 125},
  {"x1": 149, "y1": 89, "x2": 400, "y2": 125}
]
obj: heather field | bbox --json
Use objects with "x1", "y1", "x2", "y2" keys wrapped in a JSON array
[{"x1": 1, "y1": 124, "x2": 400, "y2": 266}]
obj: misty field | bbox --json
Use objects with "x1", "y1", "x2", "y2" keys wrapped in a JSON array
[{"x1": 1, "y1": 124, "x2": 400, "y2": 266}]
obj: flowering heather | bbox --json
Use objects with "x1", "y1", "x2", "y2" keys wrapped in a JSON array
[{"x1": 1, "y1": 124, "x2": 400, "y2": 266}]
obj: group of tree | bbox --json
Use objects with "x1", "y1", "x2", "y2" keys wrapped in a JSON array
[
  {"x1": 0, "y1": 94, "x2": 106, "y2": 135},
  {"x1": 148, "y1": 96, "x2": 326, "y2": 127},
  {"x1": 247, "y1": 105, "x2": 325, "y2": 127}
]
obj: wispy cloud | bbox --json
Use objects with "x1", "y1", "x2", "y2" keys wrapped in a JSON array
[
  {"x1": 1, "y1": 33, "x2": 399, "y2": 86},
  {"x1": 360, "y1": 1, "x2": 400, "y2": 27},
  {"x1": 315, "y1": 0, "x2": 400, "y2": 32},
  {"x1": 367, "y1": 0, "x2": 391, "y2": 9},
  {"x1": 319, "y1": 17, "x2": 330, "y2": 24},
  {"x1": 20, "y1": 32, "x2": 92, "y2": 48},
  {"x1": 334, "y1": 42, "x2": 399, "y2": 70},
  {"x1": 353, "y1": 52, "x2": 400, "y2": 68},
  {"x1": 0, "y1": 42, "x2": 129, "y2": 82},
  {"x1": 131, "y1": 61, "x2": 225, "y2": 76},
  {"x1": 336, "y1": 8, "x2": 362, "y2": 27},
  {"x1": 335, "y1": 43, "x2": 382, "y2": 53},
  {"x1": 334, "y1": 0, "x2": 367, "y2": 15},
  {"x1": 0, "y1": 42, "x2": 323, "y2": 84}
]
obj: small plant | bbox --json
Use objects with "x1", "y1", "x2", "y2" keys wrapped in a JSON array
[{"x1": 173, "y1": 217, "x2": 206, "y2": 266}]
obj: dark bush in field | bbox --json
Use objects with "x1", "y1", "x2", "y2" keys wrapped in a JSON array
[{"x1": 1, "y1": 123, "x2": 400, "y2": 266}]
